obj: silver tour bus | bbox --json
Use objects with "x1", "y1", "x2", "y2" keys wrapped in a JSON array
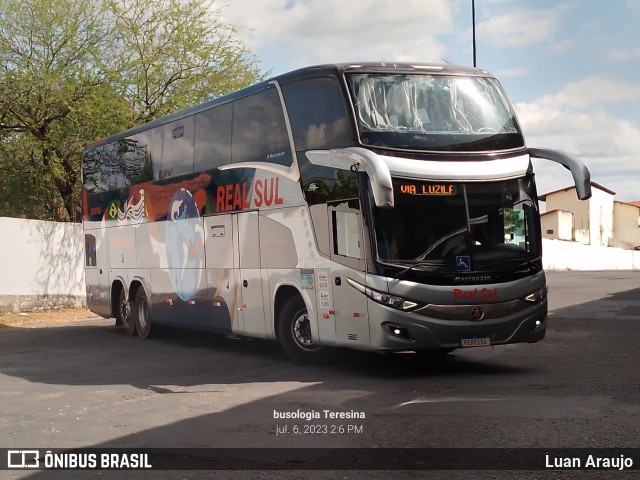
[{"x1": 82, "y1": 63, "x2": 590, "y2": 363}]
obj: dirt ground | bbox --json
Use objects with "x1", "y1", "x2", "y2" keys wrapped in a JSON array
[{"x1": 0, "y1": 307, "x2": 101, "y2": 328}]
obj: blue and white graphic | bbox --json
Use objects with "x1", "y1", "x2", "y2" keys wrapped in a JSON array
[
  {"x1": 456, "y1": 255, "x2": 471, "y2": 272},
  {"x1": 165, "y1": 189, "x2": 204, "y2": 301}
]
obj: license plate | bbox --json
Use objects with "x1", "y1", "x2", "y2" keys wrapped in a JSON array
[{"x1": 460, "y1": 336, "x2": 491, "y2": 347}]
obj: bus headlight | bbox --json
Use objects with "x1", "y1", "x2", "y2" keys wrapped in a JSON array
[
  {"x1": 346, "y1": 278, "x2": 422, "y2": 311},
  {"x1": 365, "y1": 287, "x2": 420, "y2": 310},
  {"x1": 523, "y1": 285, "x2": 548, "y2": 304}
]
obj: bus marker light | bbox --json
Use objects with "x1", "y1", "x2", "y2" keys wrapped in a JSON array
[
  {"x1": 524, "y1": 286, "x2": 548, "y2": 304},
  {"x1": 322, "y1": 314, "x2": 330, "y2": 319}
]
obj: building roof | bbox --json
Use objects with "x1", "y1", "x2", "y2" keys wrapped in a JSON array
[
  {"x1": 539, "y1": 182, "x2": 616, "y2": 201},
  {"x1": 540, "y1": 209, "x2": 573, "y2": 217},
  {"x1": 614, "y1": 200, "x2": 640, "y2": 209}
]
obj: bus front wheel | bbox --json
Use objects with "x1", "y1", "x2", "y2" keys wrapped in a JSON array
[
  {"x1": 134, "y1": 288, "x2": 153, "y2": 339},
  {"x1": 277, "y1": 295, "x2": 335, "y2": 364}
]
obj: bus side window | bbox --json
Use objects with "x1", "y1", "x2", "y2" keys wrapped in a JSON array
[
  {"x1": 114, "y1": 134, "x2": 157, "y2": 187},
  {"x1": 194, "y1": 103, "x2": 232, "y2": 172},
  {"x1": 231, "y1": 88, "x2": 292, "y2": 166},
  {"x1": 333, "y1": 210, "x2": 361, "y2": 258},
  {"x1": 83, "y1": 145, "x2": 108, "y2": 193},
  {"x1": 161, "y1": 117, "x2": 194, "y2": 179},
  {"x1": 281, "y1": 77, "x2": 352, "y2": 151},
  {"x1": 328, "y1": 199, "x2": 365, "y2": 270},
  {"x1": 108, "y1": 140, "x2": 128, "y2": 190},
  {"x1": 85, "y1": 234, "x2": 97, "y2": 266}
]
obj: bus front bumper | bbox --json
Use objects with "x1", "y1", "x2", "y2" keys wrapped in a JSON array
[{"x1": 366, "y1": 298, "x2": 548, "y2": 352}]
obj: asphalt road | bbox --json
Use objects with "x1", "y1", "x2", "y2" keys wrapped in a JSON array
[{"x1": 1, "y1": 271, "x2": 639, "y2": 479}]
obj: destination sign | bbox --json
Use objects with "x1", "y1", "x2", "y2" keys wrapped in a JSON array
[{"x1": 398, "y1": 182, "x2": 457, "y2": 196}]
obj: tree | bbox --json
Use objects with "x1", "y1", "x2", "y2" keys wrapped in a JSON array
[
  {"x1": 0, "y1": 0, "x2": 127, "y2": 220},
  {"x1": 108, "y1": 0, "x2": 264, "y2": 123},
  {"x1": 0, "y1": 0, "x2": 264, "y2": 221}
]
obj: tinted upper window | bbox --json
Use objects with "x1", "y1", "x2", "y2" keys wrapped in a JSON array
[
  {"x1": 136, "y1": 128, "x2": 163, "y2": 181},
  {"x1": 194, "y1": 103, "x2": 232, "y2": 172},
  {"x1": 281, "y1": 77, "x2": 353, "y2": 151},
  {"x1": 82, "y1": 136, "x2": 156, "y2": 193},
  {"x1": 113, "y1": 136, "x2": 154, "y2": 187},
  {"x1": 160, "y1": 117, "x2": 194, "y2": 179},
  {"x1": 83, "y1": 144, "x2": 111, "y2": 193},
  {"x1": 231, "y1": 87, "x2": 292, "y2": 166}
]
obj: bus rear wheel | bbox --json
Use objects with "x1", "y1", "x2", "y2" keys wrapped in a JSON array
[
  {"x1": 277, "y1": 295, "x2": 335, "y2": 364},
  {"x1": 134, "y1": 288, "x2": 153, "y2": 339},
  {"x1": 116, "y1": 288, "x2": 135, "y2": 335}
]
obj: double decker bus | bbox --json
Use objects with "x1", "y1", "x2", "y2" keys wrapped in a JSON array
[{"x1": 82, "y1": 63, "x2": 591, "y2": 363}]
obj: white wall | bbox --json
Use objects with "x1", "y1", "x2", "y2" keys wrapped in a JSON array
[
  {"x1": 0, "y1": 217, "x2": 86, "y2": 313},
  {"x1": 543, "y1": 238, "x2": 640, "y2": 271},
  {"x1": 589, "y1": 187, "x2": 615, "y2": 247}
]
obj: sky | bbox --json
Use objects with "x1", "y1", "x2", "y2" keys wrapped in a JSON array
[{"x1": 220, "y1": 0, "x2": 640, "y2": 201}]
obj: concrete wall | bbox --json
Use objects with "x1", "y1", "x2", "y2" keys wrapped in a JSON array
[
  {"x1": 543, "y1": 238, "x2": 640, "y2": 271},
  {"x1": 0, "y1": 217, "x2": 86, "y2": 314},
  {"x1": 589, "y1": 187, "x2": 615, "y2": 247}
]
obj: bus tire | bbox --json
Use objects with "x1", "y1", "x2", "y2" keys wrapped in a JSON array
[
  {"x1": 134, "y1": 288, "x2": 153, "y2": 339},
  {"x1": 116, "y1": 288, "x2": 135, "y2": 335},
  {"x1": 277, "y1": 295, "x2": 335, "y2": 364}
]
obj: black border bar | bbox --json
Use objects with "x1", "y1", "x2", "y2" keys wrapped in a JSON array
[{"x1": 2, "y1": 448, "x2": 638, "y2": 471}]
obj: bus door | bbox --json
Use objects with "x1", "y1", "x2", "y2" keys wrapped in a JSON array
[
  {"x1": 204, "y1": 215, "x2": 235, "y2": 331},
  {"x1": 234, "y1": 211, "x2": 266, "y2": 337},
  {"x1": 84, "y1": 228, "x2": 111, "y2": 317},
  {"x1": 327, "y1": 200, "x2": 369, "y2": 347}
]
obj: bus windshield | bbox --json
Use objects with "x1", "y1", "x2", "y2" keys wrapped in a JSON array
[
  {"x1": 347, "y1": 73, "x2": 524, "y2": 152},
  {"x1": 372, "y1": 176, "x2": 541, "y2": 274}
]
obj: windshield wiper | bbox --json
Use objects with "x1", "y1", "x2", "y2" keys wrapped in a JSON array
[
  {"x1": 415, "y1": 226, "x2": 468, "y2": 261},
  {"x1": 475, "y1": 256, "x2": 541, "y2": 272},
  {"x1": 395, "y1": 261, "x2": 442, "y2": 278}
]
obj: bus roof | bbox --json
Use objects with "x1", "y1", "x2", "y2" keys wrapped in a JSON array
[
  {"x1": 86, "y1": 62, "x2": 493, "y2": 148},
  {"x1": 276, "y1": 62, "x2": 490, "y2": 81}
]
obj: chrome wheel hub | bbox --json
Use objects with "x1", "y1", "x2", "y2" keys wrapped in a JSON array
[{"x1": 292, "y1": 313, "x2": 315, "y2": 349}]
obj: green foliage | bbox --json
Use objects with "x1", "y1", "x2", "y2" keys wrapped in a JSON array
[
  {"x1": 0, "y1": 0, "x2": 265, "y2": 221},
  {"x1": 108, "y1": 0, "x2": 264, "y2": 123}
]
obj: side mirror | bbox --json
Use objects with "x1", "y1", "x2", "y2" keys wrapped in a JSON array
[
  {"x1": 306, "y1": 148, "x2": 394, "y2": 208},
  {"x1": 528, "y1": 148, "x2": 592, "y2": 200}
]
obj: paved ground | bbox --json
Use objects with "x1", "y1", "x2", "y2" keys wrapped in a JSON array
[{"x1": 0, "y1": 271, "x2": 639, "y2": 479}]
